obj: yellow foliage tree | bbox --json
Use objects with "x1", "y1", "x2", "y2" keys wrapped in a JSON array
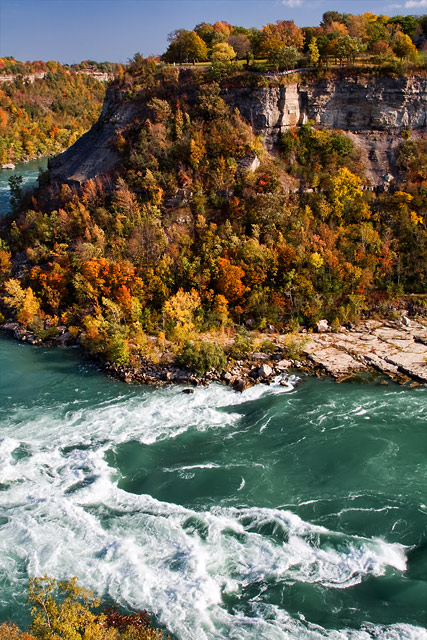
[
  {"x1": 329, "y1": 168, "x2": 370, "y2": 221},
  {"x1": 3, "y1": 279, "x2": 41, "y2": 326},
  {"x1": 28, "y1": 576, "x2": 113, "y2": 640},
  {"x1": 163, "y1": 288, "x2": 201, "y2": 343}
]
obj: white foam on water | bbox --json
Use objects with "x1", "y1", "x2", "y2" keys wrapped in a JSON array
[
  {"x1": 2, "y1": 376, "x2": 298, "y2": 449},
  {"x1": 1, "y1": 379, "x2": 425, "y2": 640}
]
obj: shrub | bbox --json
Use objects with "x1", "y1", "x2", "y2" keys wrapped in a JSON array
[
  {"x1": 260, "y1": 338, "x2": 276, "y2": 354},
  {"x1": 177, "y1": 340, "x2": 227, "y2": 375},
  {"x1": 280, "y1": 332, "x2": 309, "y2": 359},
  {"x1": 228, "y1": 327, "x2": 253, "y2": 358}
]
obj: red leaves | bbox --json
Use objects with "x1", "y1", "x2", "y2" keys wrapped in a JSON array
[{"x1": 104, "y1": 606, "x2": 152, "y2": 630}]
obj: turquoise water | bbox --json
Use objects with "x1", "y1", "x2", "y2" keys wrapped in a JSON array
[
  {"x1": 0, "y1": 157, "x2": 48, "y2": 215},
  {"x1": 0, "y1": 164, "x2": 426, "y2": 639},
  {"x1": 0, "y1": 335, "x2": 426, "y2": 639}
]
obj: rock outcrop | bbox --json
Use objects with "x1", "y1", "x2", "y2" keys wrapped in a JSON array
[
  {"x1": 224, "y1": 75, "x2": 427, "y2": 140},
  {"x1": 303, "y1": 319, "x2": 427, "y2": 383},
  {"x1": 49, "y1": 88, "x2": 141, "y2": 186}
]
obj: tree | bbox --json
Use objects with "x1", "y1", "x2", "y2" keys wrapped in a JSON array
[
  {"x1": 329, "y1": 167, "x2": 370, "y2": 221},
  {"x1": 227, "y1": 34, "x2": 251, "y2": 59},
  {"x1": 336, "y1": 35, "x2": 361, "y2": 64},
  {"x1": 28, "y1": 576, "x2": 112, "y2": 640},
  {"x1": 162, "y1": 30, "x2": 208, "y2": 64},
  {"x1": 388, "y1": 15, "x2": 417, "y2": 38},
  {"x1": 194, "y1": 22, "x2": 215, "y2": 46},
  {"x1": 9, "y1": 174, "x2": 23, "y2": 212},
  {"x1": 392, "y1": 32, "x2": 417, "y2": 60},
  {"x1": 308, "y1": 38, "x2": 320, "y2": 66},
  {"x1": 3, "y1": 279, "x2": 41, "y2": 326},
  {"x1": 211, "y1": 42, "x2": 236, "y2": 62},
  {"x1": 177, "y1": 340, "x2": 227, "y2": 375},
  {"x1": 162, "y1": 288, "x2": 201, "y2": 342},
  {"x1": 27, "y1": 576, "x2": 162, "y2": 640},
  {"x1": 268, "y1": 46, "x2": 299, "y2": 71},
  {"x1": 216, "y1": 257, "x2": 246, "y2": 304},
  {"x1": 259, "y1": 20, "x2": 304, "y2": 53},
  {"x1": 321, "y1": 11, "x2": 346, "y2": 27}
]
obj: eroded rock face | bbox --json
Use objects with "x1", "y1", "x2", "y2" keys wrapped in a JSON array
[
  {"x1": 223, "y1": 84, "x2": 307, "y2": 144},
  {"x1": 306, "y1": 76, "x2": 427, "y2": 130},
  {"x1": 49, "y1": 88, "x2": 142, "y2": 186},
  {"x1": 224, "y1": 75, "x2": 427, "y2": 184}
]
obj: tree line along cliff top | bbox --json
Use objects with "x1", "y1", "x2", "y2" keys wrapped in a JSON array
[{"x1": 158, "y1": 11, "x2": 427, "y2": 72}]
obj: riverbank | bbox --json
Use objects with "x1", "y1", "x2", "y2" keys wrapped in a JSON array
[{"x1": 2, "y1": 316, "x2": 426, "y2": 389}]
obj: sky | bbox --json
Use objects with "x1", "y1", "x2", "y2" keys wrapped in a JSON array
[{"x1": 1, "y1": 0, "x2": 427, "y2": 64}]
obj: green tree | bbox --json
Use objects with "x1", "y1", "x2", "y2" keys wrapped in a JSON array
[
  {"x1": 177, "y1": 340, "x2": 227, "y2": 375},
  {"x1": 9, "y1": 174, "x2": 23, "y2": 212},
  {"x1": 269, "y1": 46, "x2": 299, "y2": 71}
]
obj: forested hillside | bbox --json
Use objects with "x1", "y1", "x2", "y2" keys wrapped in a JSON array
[
  {"x1": 0, "y1": 58, "x2": 108, "y2": 164},
  {"x1": 1, "y1": 56, "x2": 426, "y2": 371}
]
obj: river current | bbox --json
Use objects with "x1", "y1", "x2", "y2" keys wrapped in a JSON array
[{"x1": 0, "y1": 164, "x2": 426, "y2": 639}]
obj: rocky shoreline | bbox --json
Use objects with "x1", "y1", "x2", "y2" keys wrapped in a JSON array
[{"x1": 2, "y1": 316, "x2": 427, "y2": 391}]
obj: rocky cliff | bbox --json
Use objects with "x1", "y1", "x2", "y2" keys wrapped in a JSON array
[
  {"x1": 49, "y1": 73, "x2": 427, "y2": 187},
  {"x1": 225, "y1": 75, "x2": 427, "y2": 137}
]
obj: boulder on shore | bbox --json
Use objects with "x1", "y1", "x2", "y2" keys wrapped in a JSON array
[{"x1": 258, "y1": 364, "x2": 273, "y2": 379}]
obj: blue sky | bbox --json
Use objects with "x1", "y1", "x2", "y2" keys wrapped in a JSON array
[{"x1": 1, "y1": 0, "x2": 427, "y2": 64}]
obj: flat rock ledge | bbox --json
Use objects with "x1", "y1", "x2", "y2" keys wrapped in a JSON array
[
  {"x1": 302, "y1": 319, "x2": 427, "y2": 384},
  {"x1": 1, "y1": 318, "x2": 427, "y2": 389}
]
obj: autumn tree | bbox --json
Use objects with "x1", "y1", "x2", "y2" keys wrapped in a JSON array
[
  {"x1": 392, "y1": 32, "x2": 417, "y2": 60},
  {"x1": 259, "y1": 20, "x2": 304, "y2": 52},
  {"x1": 27, "y1": 576, "x2": 163, "y2": 640},
  {"x1": 162, "y1": 30, "x2": 208, "y2": 64},
  {"x1": 227, "y1": 34, "x2": 252, "y2": 60},
  {"x1": 309, "y1": 38, "x2": 320, "y2": 66},
  {"x1": 162, "y1": 288, "x2": 201, "y2": 342},
  {"x1": 216, "y1": 257, "x2": 246, "y2": 305},
  {"x1": 3, "y1": 279, "x2": 41, "y2": 325},
  {"x1": 211, "y1": 42, "x2": 236, "y2": 61},
  {"x1": 328, "y1": 167, "x2": 370, "y2": 222}
]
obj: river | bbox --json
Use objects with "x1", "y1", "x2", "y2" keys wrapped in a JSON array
[
  {"x1": 0, "y1": 163, "x2": 426, "y2": 639},
  {"x1": 0, "y1": 157, "x2": 48, "y2": 216}
]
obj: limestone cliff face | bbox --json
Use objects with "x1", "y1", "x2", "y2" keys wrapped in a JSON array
[
  {"x1": 49, "y1": 74, "x2": 427, "y2": 187},
  {"x1": 224, "y1": 75, "x2": 427, "y2": 141},
  {"x1": 223, "y1": 84, "x2": 307, "y2": 140}
]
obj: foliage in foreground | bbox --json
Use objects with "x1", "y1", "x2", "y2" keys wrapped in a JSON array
[{"x1": 0, "y1": 576, "x2": 163, "y2": 640}]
